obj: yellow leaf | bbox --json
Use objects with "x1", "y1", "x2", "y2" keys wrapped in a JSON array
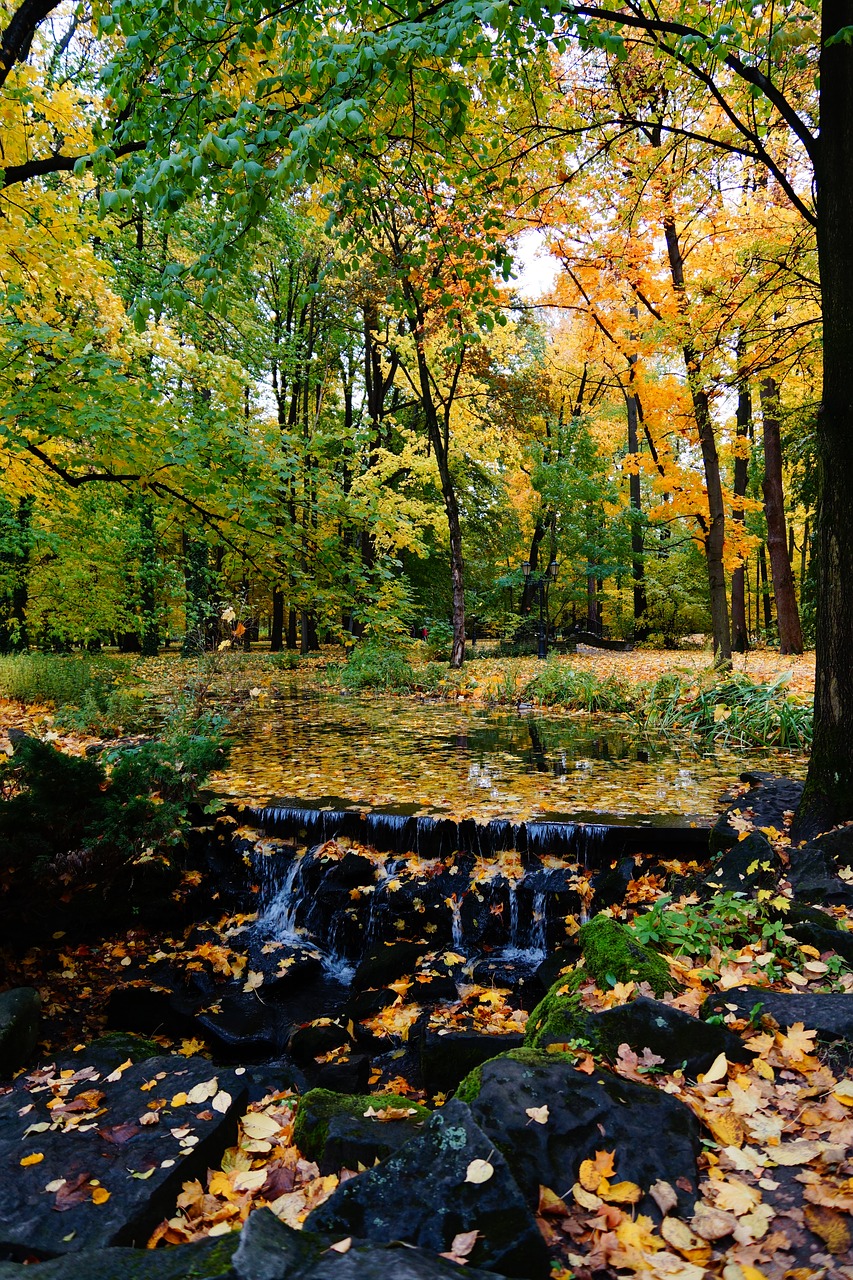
[
  {"x1": 242, "y1": 1111, "x2": 283, "y2": 1141},
  {"x1": 804, "y1": 1204, "x2": 851, "y2": 1255},
  {"x1": 92, "y1": 1187, "x2": 110, "y2": 1205},
  {"x1": 753, "y1": 1058, "x2": 774, "y2": 1081},
  {"x1": 186, "y1": 1077, "x2": 218, "y2": 1105},
  {"x1": 464, "y1": 1159, "x2": 494, "y2": 1184},
  {"x1": 603, "y1": 1180, "x2": 643, "y2": 1205},
  {"x1": 660, "y1": 1216, "x2": 712, "y2": 1264},
  {"x1": 20, "y1": 1153, "x2": 43, "y2": 1167},
  {"x1": 831, "y1": 1079, "x2": 853, "y2": 1106},
  {"x1": 243, "y1": 970, "x2": 264, "y2": 992},
  {"x1": 702, "y1": 1053, "x2": 729, "y2": 1083},
  {"x1": 706, "y1": 1113, "x2": 745, "y2": 1148},
  {"x1": 232, "y1": 1169, "x2": 268, "y2": 1193},
  {"x1": 170, "y1": 1092, "x2": 188, "y2": 1108},
  {"x1": 537, "y1": 1186, "x2": 569, "y2": 1216},
  {"x1": 572, "y1": 1183, "x2": 604, "y2": 1211}
]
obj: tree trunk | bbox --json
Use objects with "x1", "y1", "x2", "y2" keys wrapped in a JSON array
[
  {"x1": 271, "y1": 588, "x2": 284, "y2": 651},
  {"x1": 798, "y1": 1, "x2": 853, "y2": 831},
  {"x1": 759, "y1": 377, "x2": 804, "y2": 654},
  {"x1": 138, "y1": 496, "x2": 159, "y2": 657},
  {"x1": 520, "y1": 520, "x2": 546, "y2": 615},
  {"x1": 731, "y1": 372, "x2": 750, "y2": 653},
  {"x1": 626, "y1": 384, "x2": 647, "y2": 636},
  {"x1": 662, "y1": 217, "x2": 731, "y2": 663},
  {"x1": 758, "y1": 544, "x2": 772, "y2": 629},
  {"x1": 286, "y1": 607, "x2": 297, "y2": 650}
]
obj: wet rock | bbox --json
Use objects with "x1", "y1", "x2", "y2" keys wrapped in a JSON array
[
  {"x1": 419, "y1": 1028, "x2": 525, "y2": 1097},
  {"x1": 782, "y1": 905, "x2": 853, "y2": 963},
  {"x1": 468, "y1": 959, "x2": 544, "y2": 1009},
  {"x1": 233, "y1": 1207, "x2": 499, "y2": 1280},
  {"x1": 193, "y1": 990, "x2": 283, "y2": 1061},
  {"x1": 587, "y1": 997, "x2": 752, "y2": 1076},
  {"x1": 459, "y1": 1049, "x2": 701, "y2": 1218},
  {"x1": 311, "y1": 1054, "x2": 371, "y2": 1095},
  {"x1": 0, "y1": 1055, "x2": 246, "y2": 1258},
  {"x1": 0, "y1": 988, "x2": 41, "y2": 1078},
  {"x1": 702, "y1": 830, "x2": 782, "y2": 896},
  {"x1": 353, "y1": 941, "x2": 426, "y2": 991},
  {"x1": 292, "y1": 1088, "x2": 430, "y2": 1174},
  {"x1": 535, "y1": 946, "x2": 580, "y2": 992},
  {"x1": 288, "y1": 1018, "x2": 353, "y2": 1065},
  {"x1": 590, "y1": 856, "x2": 637, "y2": 911},
  {"x1": 0, "y1": 1234, "x2": 238, "y2": 1279},
  {"x1": 787, "y1": 828, "x2": 853, "y2": 906},
  {"x1": 104, "y1": 984, "x2": 200, "y2": 1042},
  {"x1": 710, "y1": 774, "x2": 803, "y2": 855},
  {"x1": 701, "y1": 987, "x2": 853, "y2": 1048},
  {"x1": 309, "y1": 1098, "x2": 550, "y2": 1278}
]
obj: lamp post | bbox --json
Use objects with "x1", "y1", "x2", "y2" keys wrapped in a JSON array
[{"x1": 522, "y1": 557, "x2": 558, "y2": 658}]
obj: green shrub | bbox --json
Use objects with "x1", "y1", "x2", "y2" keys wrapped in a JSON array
[
  {"x1": 0, "y1": 654, "x2": 150, "y2": 735},
  {"x1": 423, "y1": 619, "x2": 454, "y2": 662},
  {"x1": 633, "y1": 671, "x2": 812, "y2": 748},
  {"x1": 524, "y1": 662, "x2": 630, "y2": 712},
  {"x1": 340, "y1": 640, "x2": 415, "y2": 691}
]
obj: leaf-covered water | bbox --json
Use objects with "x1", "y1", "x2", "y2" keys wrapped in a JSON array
[{"x1": 212, "y1": 687, "x2": 807, "y2": 822}]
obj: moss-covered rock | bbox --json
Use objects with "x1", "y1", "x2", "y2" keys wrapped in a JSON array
[
  {"x1": 522, "y1": 971, "x2": 590, "y2": 1050},
  {"x1": 579, "y1": 912, "x2": 678, "y2": 996},
  {"x1": 455, "y1": 1047, "x2": 573, "y2": 1104},
  {"x1": 292, "y1": 1088, "x2": 430, "y2": 1172}
]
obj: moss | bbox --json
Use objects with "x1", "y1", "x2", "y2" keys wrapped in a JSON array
[
  {"x1": 579, "y1": 912, "x2": 677, "y2": 997},
  {"x1": 456, "y1": 1046, "x2": 576, "y2": 1100},
  {"x1": 292, "y1": 1088, "x2": 430, "y2": 1162},
  {"x1": 524, "y1": 968, "x2": 590, "y2": 1049}
]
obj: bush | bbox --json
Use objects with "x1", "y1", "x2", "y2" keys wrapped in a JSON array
[
  {"x1": 339, "y1": 640, "x2": 415, "y2": 692},
  {"x1": 0, "y1": 654, "x2": 149, "y2": 735},
  {"x1": 524, "y1": 662, "x2": 630, "y2": 713},
  {"x1": 424, "y1": 619, "x2": 454, "y2": 662},
  {"x1": 633, "y1": 671, "x2": 811, "y2": 749}
]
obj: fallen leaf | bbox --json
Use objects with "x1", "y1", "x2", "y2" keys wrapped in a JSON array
[
  {"x1": 20, "y1": 1153, "x2": 43, "y2": 1166},
  {"x1": 804, "y1": 1203, "x2": 851, "y2": 1254},
  {"x1": 232, "y1": 1169, "x2": 268, "y2": 1193},
  {"x1": 91, "y1": 1187, "x2": 110, "y2": 1205},
  {"x1": 702, "y1": 1053, "x2": 729, "y2": 1083},
  {"x1": 464, "y1": 1159, "x2": 494, "y2": 1185},
  {"x1": 537, "y1": 1186, "x2": 569, "y2": 1216},
  {"x1": 212, "y1": 1090, "x2": 232, "y2": 1114},
  {"x1": 650, "y1": 1180, "x2": 679, "y2": 1216},
  {"x1": 525, "y1": 1105, "x2": 549, "y2": 1125},
  {"x1": 329, "y1": 1238, "x2": 352, "y2": 1254}
]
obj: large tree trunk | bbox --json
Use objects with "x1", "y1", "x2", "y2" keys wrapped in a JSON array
[
  {"x1": 730, "y1": 372, "x2": 750, "y2": 653},
  {"x1": 663, "y1": 217, "x2": 731, "y2": 663},
  {"x1": 271, "y1": 587, "x2": 284, "y2": 651},
  {"x1": 626, "y1": 382, "x2": 647, "y2": 637},
  {"x1": 520, "y1": 520, "x2": 546, "y2": 615},
  {"x1": 797, "y1": 1, "x2": 853, "y2": 833},
  {"x1": 759, "y1": 377, "x2": 804, "y2": 654}
]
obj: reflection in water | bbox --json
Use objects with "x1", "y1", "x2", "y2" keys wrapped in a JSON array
[{"x1": 213, "y1": 687, "x2": 806, "y2": 823}]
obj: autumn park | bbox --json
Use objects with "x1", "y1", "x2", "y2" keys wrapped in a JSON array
[{"x1": 3, "y1": 1, "x2": 853, "y2": 1277}]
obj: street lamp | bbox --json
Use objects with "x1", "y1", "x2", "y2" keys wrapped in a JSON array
[{"x1": 522, "y1": 558, "x2": 558, "y2": 659}]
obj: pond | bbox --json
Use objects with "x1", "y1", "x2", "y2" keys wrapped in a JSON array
[{"x1": 211, "y1": 686, "x2": 807, "y2": 825}]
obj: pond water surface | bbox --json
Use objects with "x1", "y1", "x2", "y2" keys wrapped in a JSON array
[{"x1": 211, "y1": 688, "x2": 807, "y2": 825}]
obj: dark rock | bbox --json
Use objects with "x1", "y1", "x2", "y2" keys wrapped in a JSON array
[
  {"x1": 0, "y1": 1055, "x2": 246, "y2": 1258},
  {"x1": 314, "y1": 1055, "x2": 371, "y2": 1095},
  {"x1": 419, "y1": 1028, "x2": 525, "y2": 1097},
  {"x1": 288, "y1": 1018, "x2": 353, "y2": 1064},
  {"x1": 345, "y1": 987, "x2": 397, "y2": 1021},
  {"x1": 588, "y1": 997, "x2": 752, "y2": 1076},
  {"x1": 590, "y1": 856, "x2": 637, "y2": 910},
  {"x1": 0, "y1": 1234, "x2": 238, "y2": 1278},
  {"x1": 292, "y1": 1088, "x2": 430, "y2": 1175},
  {"x1": 0, "y1": 988, "x2": 40, "y2": 1078},
  {"x1": 468, "y1": 959, "x2": 544, "y2": 1009},
  {"x1": 233, "y1": 1207, "x2": 498, "y2": 1280},
  {"x1": 352, "y1": 941, "x2": 426, "y2": 991},
  {"x1": 194, "y1": 990, "x2": 283, "y2": 1061},
  {"x1": 701, "y1": 987, "x2": 853, "y2": 1047},
  {"x1": 75, "y1": 1033, "x2": 161, "y2": 1070},
  {"x1": 787, "y1": 828, "x2": 853, "y2": 906},
  {"x1": 702, "y1": 831, "x2": 782, "y2": 895},
  {"x1": 309, "y1": 1098, "x2": 550, "y2": 1278},
  {"x1": 535, "y1": 946, "x2": 580, "y2": 992},
  {"x1": 783, "y1": 906, "x2": 853, "y2": 964},
  {"x1": 104, "y1": 984, "x2": 199, "y2": 1041},
  {"x1": 710, "y1": 775, "x2": 803, "y2": 855},
  {"x1": 460, "y1": 1050, "x2": 701, "y2": 1218}
]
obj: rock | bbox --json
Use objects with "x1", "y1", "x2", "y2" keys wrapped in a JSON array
[
  {"x1": 586, "y1": 997, "x2": 752, "y2": 1076},
  {"x1": 783, "y1": 905, "x2": 853, "y2": 964},
  {"x1": 419, "y1": 1028, "x2": 525, "y2": 1097},
  {"x1": 309, "y1": 1098, "x2": 550, "y2": 1278},
  {"x1": 458, "y1": 1049, "x2": 701, "y2": 1217},
  {"x1": 232, "y1": 1207, "x2": 498, "y2": 1280},
  {"x1": 468, "y1": 959, "x2": 543, "y2": 1009},
  {"x1": 0, "y1": 1054, "x2": 246, "y2": 1258},
  {"x1": 0, "y1": 1234, "x2": 238, "y2": 1279},
  {"x1": 535, "y1": 946, "x2": 579, "y2": 992},
  {"x1": 787, "y1": 828, "x2": 853, "y2": 906},
  {"x1": 701, "y1": 987, "x2": 853, "y2": 1048},
  {"x1": 292, "y1": 1088, "x2": 431, "y2": 1175},
  {"x1": 352, "y1": 941, "x2": 426, "y2": 991},
  {"x1": 312, "y1": 1055, "x2": 371, "y2": 1095},
  {"x1": 710, "y1": 775, "x2": 803, "y2": 855},
  {"x1": 702, "y1": 831, "x2": 781, "y2": 895},
  {"x1": 288, "y1": 1018, "x2": 353, "y2": 1065},
  {"x1": 577, "y1": 912, "x2": 678, "y2": 997},
  {"x1": 0, "y1": 988, "x2": 41, "y2": 1078}
]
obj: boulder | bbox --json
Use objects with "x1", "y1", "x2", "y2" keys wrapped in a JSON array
[
  {"x1": 701, "y1": 987, "x2": 853, "y2": 1048},
  {"x1": 233, "y1": 1207, "x2": 498, "y2": 1280},
  {"x1": 710, "y1": 774, "x2": 803, "y2": 855},
  {"x1": 0, "y1": 1235, "x2": 238, "y2": 1279},
  {"x1": 0, "y1": 1054, "x2": 246, "y2": 1258},
  {"x1": 309, "y1": 1098, "x2": 550, "y2": 1278},
  {"x1": 419, "y1": 1028, "x2": 525, "y2": 1097},
  {"x1": 586, "y1": 997, "x2": 752, "y2": 1076},
  {"x1": 458, "y1": 1049, "x2": 701, "y2": 1218},
  {"x1": 292, "y1": 1088, "x2": 430, "y2": 1174},
  {"x1": 702, "y1": 830, "x2": 782, "y2": 896},
  {"x1": 0, "y1": 988, "x2": 41, "y2": 1078},
  {"x1": 787, "y1": 828, "x2": 853, "y2": 906},
  {"x1": 577, "y1": 913, "x2": 678, "y2": 996},
  {"x1": 352, "y1": 941, "x2": 426, "y2": 991},
  {"x1": 782, "y1": 905, "x2": 853, "y2": 963}
]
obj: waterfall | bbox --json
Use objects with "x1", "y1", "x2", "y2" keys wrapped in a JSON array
[
  {"x1": 508, "y1": 882, "x2": 519, "y2": 947},
  {"x1": 529, "y1": 890, "x2": 547, "y2": 956},
  {"x1": 449, "y1": 896, "x2": 465, "y2": 953},
  {"x1": 259, "y1": 853, "x2": 307, "y2": 945}
]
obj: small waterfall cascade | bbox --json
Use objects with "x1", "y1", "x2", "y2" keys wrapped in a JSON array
[{"x1": 242, "y1": 806, "x2": 707, "y2": 974}]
